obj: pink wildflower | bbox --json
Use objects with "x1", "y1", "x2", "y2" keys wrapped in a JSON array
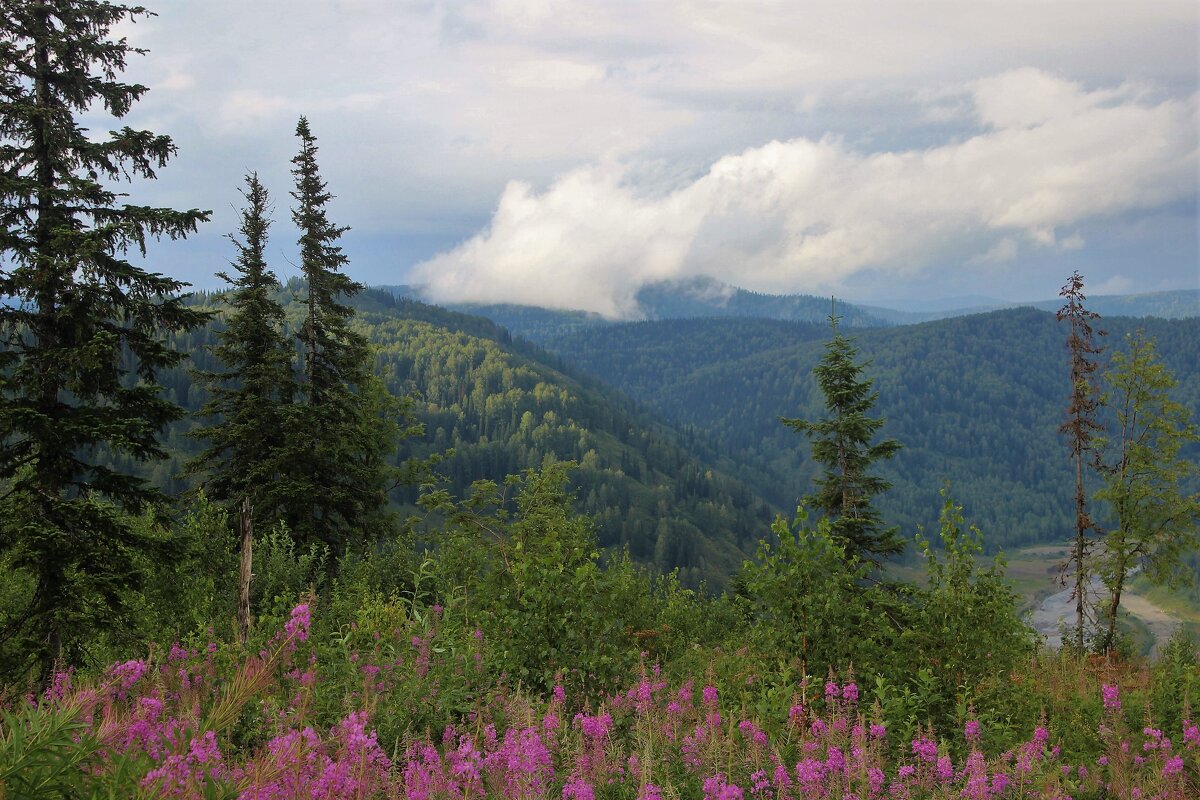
[{"x1": 285, "y1": 603, "x2": 311, "y2": 642}]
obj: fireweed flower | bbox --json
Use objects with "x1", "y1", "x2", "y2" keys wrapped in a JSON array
[
  {"x1": 285, "y1": 603, "x2": 311, "y2": 642},
  {"x1": 825, "y1": 746, "x2": 846, "y2": 774},
  {"x1": 825, "y1": 681, "x2": 840, "y2": 701},
  {"x1": 703, "y1": 773, "x2": 744, "y2": 800},
  {"x1": 42, "y1": 669, "x2": 73, "y2": 703},
  {"x1": 702, "y1": 686, "x2": 719, "y2": 707},
  {"x1": 738, "y1": 720, "x2": 768, "y2": 747},
  {"x1": 911, "y1": 737, "x2": 938, "y2": 763},
  {"x1": 1102, "y1": 683, "x2": 1120, "y2": 711},
  {"x1": 110, "y1": 659, "x2": 148, "y2": 690},
  {"x1": 794, "y1": 759, "x2": 826, "y2": 794},
  {"x1": 563, "y1": 775, "x2": 596, "y2": 800},
  {"x1": 964, "y1": 719, "x2": 981, "y2": 742},
  {"x1": 841, "y1": 682, "x2": 859, "y2": 704},
  {"x1": 868, "y1": 767, "x2": 885, "y2": 795},
  {"x1": 749, "y1": 769, "x2": 770, "y2": 797}
]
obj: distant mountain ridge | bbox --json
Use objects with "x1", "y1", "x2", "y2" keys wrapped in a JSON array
[
  {"x1": 376, "y1": 279, "x2": 1198, "y2": 343},
  {"x1": 859, "y1": 289, "x2": 1200, "y2": 325}
]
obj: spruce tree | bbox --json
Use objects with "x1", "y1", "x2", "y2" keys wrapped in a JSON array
[
  {"x1": 283, "y1": 117, "x2": 389, "y2": 553},
  {"x1": 187, "y1": 173, "x2": 294, "y2": 530},
  {"x1": 0, "y1": 1, "x2": 208, "y2": 679},
  {"x1": 781, "y1": 304, "x2": 902, "y2": 563}
]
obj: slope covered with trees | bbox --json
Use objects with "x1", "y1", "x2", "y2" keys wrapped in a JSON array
[
  {"x1": 546, "y1": 309, "x2": 1200, "y2": 552},
  {"x1": 150, "y1": 289, "x2": 776, "y2": 588}
]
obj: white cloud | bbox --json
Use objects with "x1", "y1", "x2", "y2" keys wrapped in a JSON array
[
  {"x1": 415, "y1": 71, "x2": 1198, "y2": 316},
  {"x1": 1092, "y1": 274, "x2": 1135, "y2": 295},
  {"x1": 112, "y1": 1, "x2": 1197, "y2": 296}
]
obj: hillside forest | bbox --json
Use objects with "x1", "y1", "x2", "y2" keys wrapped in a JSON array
[{"x1": 0, "y1": 4, "x2": 1198, "y2": 799}]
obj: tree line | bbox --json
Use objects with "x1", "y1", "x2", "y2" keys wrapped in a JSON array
[{"x1": 0, "y1": 2, "x2": 402, "y2": 680}]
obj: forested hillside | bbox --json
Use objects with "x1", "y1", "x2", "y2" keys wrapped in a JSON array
[
  {"x1": 151, "y1": 288, "x2": 774, "y2": 588},
  {"x1": 546, "y1": 309, "x2": 1200, "y2": 552}
]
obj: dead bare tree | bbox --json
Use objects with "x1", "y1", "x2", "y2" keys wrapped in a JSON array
[{"x1": 1056, "y1": 271, "x2": 1105, "y2": 652}]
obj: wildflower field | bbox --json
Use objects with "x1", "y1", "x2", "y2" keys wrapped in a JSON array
[{"x1": 3, "y1": 597, "x2": 1197, "y2": 800}]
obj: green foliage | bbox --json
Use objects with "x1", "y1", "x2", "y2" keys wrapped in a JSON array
[
  {"x1": 138, "y1": 294, "x2": 774, "y2": 588},
  {"x1": 907, "y1": 489, "x2": 1035, "y2": 691},
  {"x1": 546, "y1": 309, "x2": 1200, "y2": 555},
  {"x1": 898, "y1": 489, "x2": 1036, "y2": 735},
  {"x1": 735, "y1": 509, "x2": 895, "y2": 672},
  {"x1": 428, "y1": 461, "x2": 650, "y2": 698},
  {"x1": 1149, "y1": 629, "x2": 1200, "y2": 738},
  {"x1": 1095, "y1": 332, "x2": 1200, "y2": 651},
  {"x1": 186, "y1": 174, "x2": 295, "y2": 533},
  {"x1": 781, "y1": 310, "x2": 903, "y2": 562},
  {"x1": 118, "y1": 498, "x2": 238, "y2": 651},
  {"x1": 0, "y1": 0, "x2": 209, "y2": 682},
  {"x1": 480, "y1": 463, "x2": 643, "y2": 696},
  {"x1": 281, "y1": 119, "x2": 397, "y2": 555},
  {"x1": 0, "y1": 702, "x2": 100, "y2": 800},
  {"x1": 250, "y1": 526, "x2": 329, "y2": 625}
]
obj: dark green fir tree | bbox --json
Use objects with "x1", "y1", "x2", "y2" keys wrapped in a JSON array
[
  {"x1": 186, "y1": 173, "x2": 295, "y2": 530},
  {"x1": 282, "y1": 117, "x2": 395, "y2": 553},
  {"x1": 781, "y1": 303, "x2": 902, "y2": 563},
  {"x1": 0, "y1": 1, "x2": 209, "y2": 680}
]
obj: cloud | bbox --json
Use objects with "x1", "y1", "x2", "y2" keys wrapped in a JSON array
[
  {"x1": 110, "y1": 2, "x2": 1196, "y2": 297},
  {"x1": 1092, "y1": 274, "x2": 1135, "y2": 295},
  {"x1": 415, "y1": 70, "x2": 1197, "y2": 317}
]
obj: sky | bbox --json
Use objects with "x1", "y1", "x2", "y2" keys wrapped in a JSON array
[{"x1": 113, "y1": 0, "x2": 1199, "y2": 317}]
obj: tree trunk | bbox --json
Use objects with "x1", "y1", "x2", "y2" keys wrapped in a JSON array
[
  {"x1": 1074, "y1": 448, "x2": 1087, "y2": 652},
  {"x1": 1105, "y1": 581, "x2": 1123, "y2": 654},
  {"x1": 237, "y1": 497, "x2": 253, "y2": 643}
]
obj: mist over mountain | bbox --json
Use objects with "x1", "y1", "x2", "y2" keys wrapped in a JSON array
[{"x1": 378, "y1": 279, "x2": 1198, "y2": 344}]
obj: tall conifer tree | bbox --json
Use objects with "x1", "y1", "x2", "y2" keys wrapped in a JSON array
[
  {"x1": 0, "y1": 1, "x2": 208, "y2": 679},
  {"x1": 782, "y1": 304, "x2": 902, "y2": 563},
  {"x1": 1056, "y1": 271, "x2": 1104, "y2": 652},
  {"x1": 283, "y1": 117, "x2": 389, "y2": 553},
  {"x1": 187, "y1": 173, "x2": 294, "y2": 529}
]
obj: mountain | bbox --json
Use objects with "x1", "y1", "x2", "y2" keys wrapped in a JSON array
[
  {"x1": 632, "y1": 277, "x2": 890, "y2": 327},
  {"x1": 149, "y1": 283, "x2": 1199, "y2": 582},
  {"x1": 859, "y1": 289, "x2": 1200, "y2": 325},
  {"x1": 374, "y1": 277, "x2": 889, "y2": 344},
  {"x1": 149, "y1": 288, "x2": 776, "y2": 589},
  {"x1": 376, "y1": 279, "x2": 1197, "y2": 344},
  {"x1": 543, "y1": 309, "x2": 1200, "y2": 554}
]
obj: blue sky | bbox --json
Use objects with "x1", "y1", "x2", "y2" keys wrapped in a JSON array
[{"x1": 116, "y1": 0, "x2": 1198, "y2": 316}]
